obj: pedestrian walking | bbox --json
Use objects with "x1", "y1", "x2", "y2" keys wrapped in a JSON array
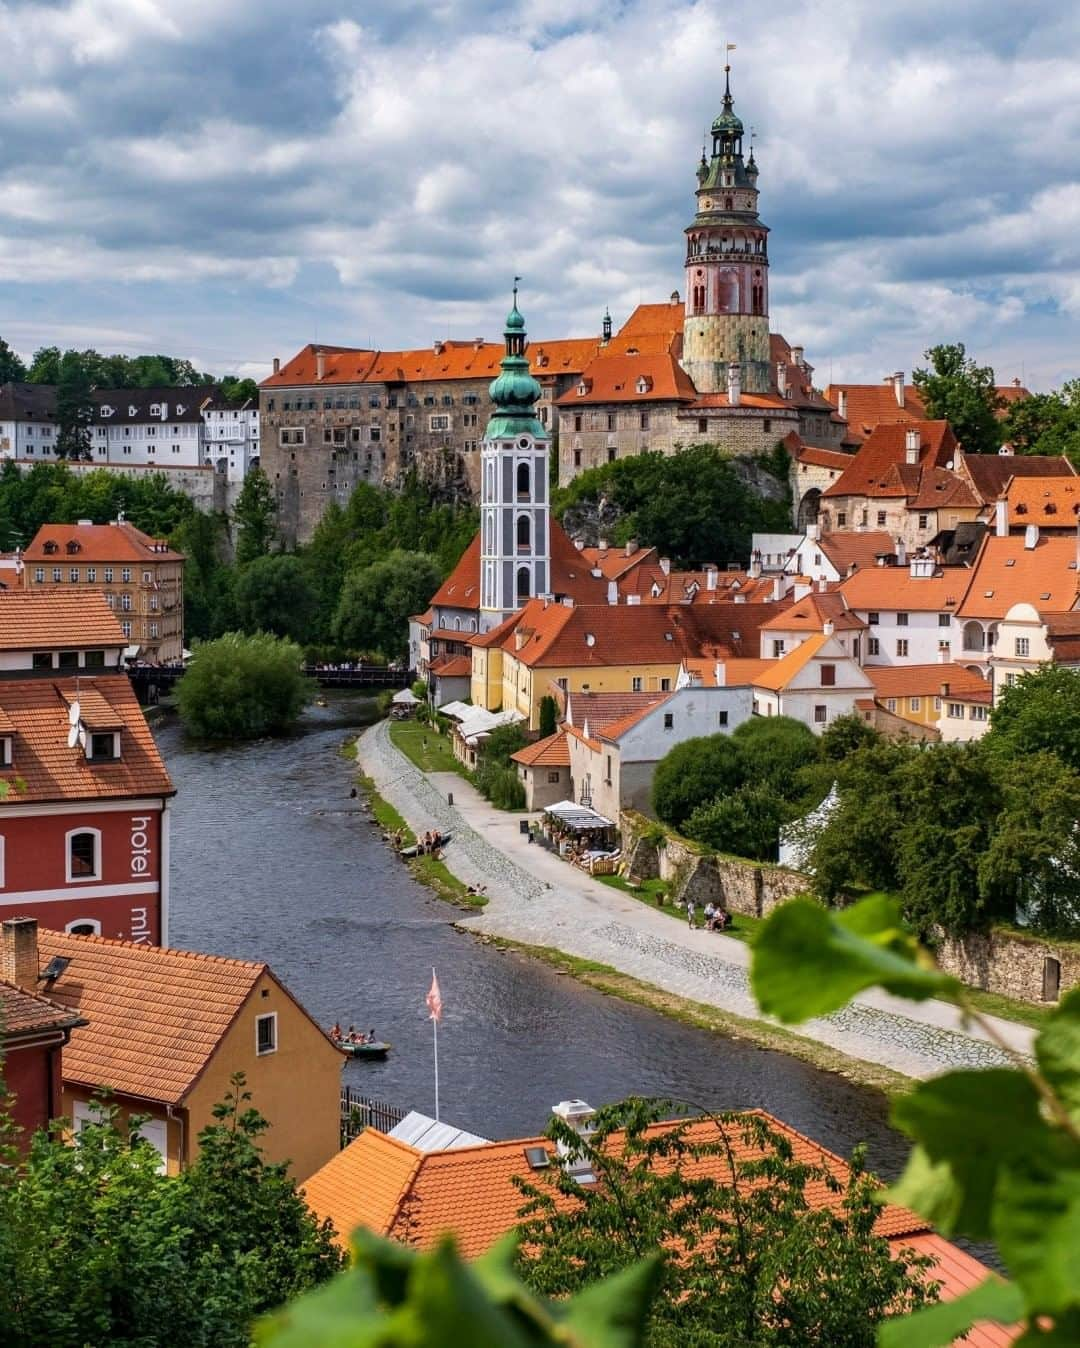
[{"x1": 687, "y1": 899, "x2": 696, "y2": 929}]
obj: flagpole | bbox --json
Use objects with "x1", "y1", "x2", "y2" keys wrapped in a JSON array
[{"x1": 432, "y1": 966, "x2": 440, "y2": 1122}]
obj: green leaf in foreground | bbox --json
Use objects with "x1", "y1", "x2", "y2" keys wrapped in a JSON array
[
  {"x1": 1035, "y1": 985, "x2": 1080, "y2": 1125},
  {"x1": 877, "y1": 1276, "x2": 1023, "y2": 1348},
  {"x1": 994, "y1": 1154, "x2": 1080, "y2": 1315},
  {"x1": 887, "y1": 1071, "x2": 1045, "y2": 1238},
  {"x1": 751, "y1": 895, "x2": 958, "y2": 1023}
]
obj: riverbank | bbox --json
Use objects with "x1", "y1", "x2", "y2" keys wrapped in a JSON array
[{"x1": 356, "y1": 718, "x2": 1035, "y2": 1087}]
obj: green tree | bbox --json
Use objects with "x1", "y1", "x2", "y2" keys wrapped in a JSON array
[
  {"x1": 219, "y1": 375, "x2": 260, "y2": 405},
  {"x1": 538, "y1": 695, "x2": 558, "y2": 738},
  {"x1": 333, "y1": 550, "x2": 442, "y2": 661},
  {"x1": 1001, "y1": 380, "x2": 1080, "y2": 464},
  {"x1": 172, "y1": 510, "x2": 232, "y2": 639},
  {"x1": 515, "y1": 1097, "x2": 936, "y2": 1348},
  {"x1": 176, "y1": 632, "x2": 313, "y2": 740},
  {"x1": 53, "y1": 351, "x2": 95, "y2": 461},
  {"x1": 0, "y1": 336, "x2": 26, "y2": 383},
  {"x1": 819, "y1": 713, "x2": 881, "y2": 761},
  {"x1": 26, "y1": 345, "x2": 62, "y2": 383},
  {"x1": 985, "y1": 664, "x2": 1080, "y2": 772},
  {"x1": 912, "y1": 343, "x2": 1001, "y2": 456},
  {"x1": 651, "y1": 734, "x2": 745, "y2": 830},
  {"x1": 685, "y1": 781, "x2": 792, "y2": 862},
  {"x1": 0, "y1": 1079, "x2": 343, "y2": 1348},
  {"x1": 751, "y1": 895, "x2": 1080, "y2": 1348},
  {"x1": 731, "y1": 716, "x2": 821, "y2": 798},
  {"x1": 234, "y1": 554, "x2": 317, "y2": 644},
  {"x1": 232, "y1": 466, "x2": 277, "y2": 565}
]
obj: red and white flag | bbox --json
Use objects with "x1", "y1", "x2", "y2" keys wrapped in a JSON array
[{"x1": 426, "y1": 970, "x2": 443, "y2": 1023}]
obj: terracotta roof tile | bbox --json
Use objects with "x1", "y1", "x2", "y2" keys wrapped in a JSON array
[
  {"x1": 430, "y1": 523, "x2": 607, "y2": 615},
  {"x1": 37, "y1": 930, "x2": 266, "y2": 1105},
  {"x1": 840, "y1": 567, "x2": 973, "y2": 613},
  {"x1": 1001, "y1": 475, "x2": 1080, "y2": 525},
  {"x1": 430, "y1": 536, "x2": 482, "y2": 611},
  {"x1": 302, "y1": 1129, "x2": 422, "y2": 1247},
  {"x1": 958, "y1": 451, "x2": 1075, "y2": 503},
  {"x1": 0, "y1": 675, "x2": 173, "y2": 804},
  {"x1": 760, "y1": 592, "x2": 865, "y2": 632},
  {"x1": 681, "y1": 391, "x2": 797, "y2": 412},
  {"x1": 24, "y1": 521, "x2": 183, "y2": 564},
  {"x1": 578, "y1": 545, "x2": 659, "y2": 580},
  {"x1": 615, "y1": 300, "x2": 685, "y2": 338},
  {"x1": 958, "y1": 534, "x2": 1080, "y2": 620},
  {"x1": 865, "y1": 664, "x2": 991, "y2": 699},
  {"x1": 566, "y1": 691, "x2": 668, "y2": 731},
  {"x1": 810, "y1": 531, "x2": 897, "y2": 576},
  {"x1": 0, "y1": 980, "x2": 84, "y2": 1038},
  {"x1": 555, "y1": 354, "x2": 696, "y2": 407},
  {"x1": 596, "y1": 697, "x2": 673, "y2": 741},
  {"x1": 823, "y1": 383, "x2": 927, "y2": 442},
  {"x1": 429, "y1": 655, "x2": 472, "y2": 678},
  {"x1": 793, "y1": 443, "x2": 856, "y2": 471},
  {"x1": 822, "y1": 422, "x2": 957, "y2": 500},
  {"x1": 510, "y1": 730, "x2": 571, "y2": 767},
  {"x1": 0, "y1": 590, "x2": 126, "y2": 651}
]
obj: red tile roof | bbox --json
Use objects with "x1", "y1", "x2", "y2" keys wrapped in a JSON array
[
  {"x1": 429, "y1": 655, "x2": 472, "y2": 678},
  {"x1": 566, "y1": 691, "x2": 668, "y2": 732},
  {"x1": 555, "y1": 354, "x2": 696, "y2": 406},
  {"x1": 958, "y1": 533, "x2": 1080, "y2": 620},
  {"x1": 823, "y1": 382, "x2": 927, "y2": 442},
  {"x1": 615, "y1": 299, "x2": 685, "y2": 338},
  {"x1": 865, "y1": 664, "x2": 991, "y2": 699},
  {"x1": 957, "y1": 450, "x2": 1075, "y2": 503},
  {"x1": 840, "y1": 566, "x2": 972, "y2": 614},
  {"x1": 430, "y1": 536, "x2": 482, "y2": 611},
  {"x1": 0, "y1": 980, "x2": 84, "y2": 1038},
  {"x1": 429, "y1": 523, "x2": 607, "y2": 614},
  {"x1": 0, "y1": 675, "x2": 174, "y2": 804},
  {"x1": 760, "y1": 591, "x2": 864, "y2": 632},
  {"x1": 24, "y1": 521, "x2": 183, "y2": 564},
  {"x1": 809, "y1": 531, "x2": 897, "y2": 576},
  {"x1": 510, "y1": 730, "x2": 571, "y2": 767},
  {"x1": 37, "y1": 930, "x2": 269, "y2": 1105},
  {"x1": 596, "y1": 696, "x2": 673, "y2": 741},
  {"x1": 0, "y1": 590, "x2": 126, "y2": 651},
  {"x1": 1001, "y1": 475, "x2": 1080, "y2": 525},
  {"x1": 578, "y1": 544, "x2": 659, "y2": 581},
  {"x1": 822, "y1": 422, "x2": 958, "y2": 500},
  {"x1": 793, "y1": 443, "x2": 856, "y2": 471}
]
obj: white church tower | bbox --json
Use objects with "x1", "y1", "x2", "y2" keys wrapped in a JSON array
[{"x1": 479, "y1": 285, "x2": 551, "y2": 630}]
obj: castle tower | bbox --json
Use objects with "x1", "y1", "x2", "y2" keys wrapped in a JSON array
[
  {"x1": 479, "y1": 285, "x2": 551, "y2": 629},
  {"x1": 681, "y1": 65, "x2": 770, "y2": 395}
]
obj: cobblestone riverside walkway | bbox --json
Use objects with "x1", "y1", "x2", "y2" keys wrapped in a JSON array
[{"x1": 359, "y1": 720, "x2": 1035, "y2": 1081}]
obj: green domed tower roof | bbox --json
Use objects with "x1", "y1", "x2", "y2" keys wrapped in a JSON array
[{"x1": 485, "y1": 281, "x2": 546, "y2": 441}]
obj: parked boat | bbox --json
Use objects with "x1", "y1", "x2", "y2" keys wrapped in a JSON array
[
  {"x1": 334, "y1": 1037, "x2": 391, "y2": 1059},
  {"x1": 399, "y1": 831, "x2": 452, "y2": 858}
]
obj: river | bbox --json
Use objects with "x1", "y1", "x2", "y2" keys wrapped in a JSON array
[{"x1": 158, "y1": 692, "x2": 907, "y2": 1177}]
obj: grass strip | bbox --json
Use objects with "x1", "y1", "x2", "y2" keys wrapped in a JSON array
[
  {"x1": 960, "y1": 985, "x2": 1051, "y2": 1030},
  {"x1": 480, "y1": 936, "x2": 912, "y2": 1098}
]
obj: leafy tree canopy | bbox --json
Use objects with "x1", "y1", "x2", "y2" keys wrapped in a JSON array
[
  {"x1": 554, "y1": 444, "x2": 792, "y2": 569},
  {"x1": 985, "y1": 664, "x2": 1080, "y2": 772},
  {"x1": 27, "y1": 345, "x2": 215, "y2": 389},
  {"x1": 54, "y1": 351, "x2": 95, "y2": 461},
  {"x1": 333, "y1": 549, "x2": 443, "y2": 661},
  {"x1": 1001, "y1": 379, "x2": 1080, "y2": 466},
  {"x1": 0, "y1": 335, "x2": 26, "y2": 383},
  {"x1": 651, "y1": 734, "x2": 745, "y2": 830},
  {"x1": 176, "y1": 631, "x2": 313, "y2": 740},
  {"x1": 912, "y1": 343, "x2": 1002, "y2": 456},
  {"x1": 232, "y1": 466, "x2": 277, "y2": 565},
  {"x1": 234, "y1": 554, "x2": 317, "y2": 645}
]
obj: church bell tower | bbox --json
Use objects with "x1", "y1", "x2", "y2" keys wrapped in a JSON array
[
  {"x1": 479, "y1": 285, "x2": 551, "y2": 630},
  {"x1": 681, "y1": 64, "x2": 771, "y2": 395}
]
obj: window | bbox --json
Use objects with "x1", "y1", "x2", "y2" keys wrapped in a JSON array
[
  {"x1": 429, "y1": 414, "x2": 451, "y2": 431},
  {"x1": 698, "y1": 418, "x2": 708, "y2": 434},
  {"x1": 1005, "y1": 672, "x2": 1017, "y2": 687},
  {"x1": 938, "y1": 613, "x2": 951, "y2": 627},
  {"x1": 547, "y1": 771, "x2": 561, "y2": 784},
  {"x1": 256, "y1": 1012, "x2": 277, "y2": 1056},
  {"x1": 58, "y1": 651, "x2": 77, "y2": 670},
  {"x1": 574, "y1": 448, "x2": 582, "y2": 467},
  {"x1": 65, "y1": 919, "x2": 101, "y2": 936},
  {"x1": 837, "y1": 512, "x2": 847, "y2": 527},
  {"x1": 885, "y1": 697, "x2": 897, "y2": 711},
  {"x1": 631, "y1": 676, "x2": 643, "y2": 692},
  {"x1": 84, "y1": 650, "x2": 105, "y2": 668},
  {"x1": 67, "y1": 828, "x2": 100, "y2": 882},
  {"x1": 104, "y1": 567, "x2": 113, "y2": 583},
  {"x1": 32, "y1": 652, "x2": 52, "y2": 670},
  {"x1": 970, "y1": 705, "x2": 989, "y2": 721},
  {"x1": 574, "y1": 414, "x2": 582, "y2": 432},
  {"x1": 660, "y1": 678, "x2": 671, "y2": 692},
  {"x1": 121, "y1": 594, "x2": 131, "y2": 611},
  {"x1": 69, "y1": 567, "x2": 79, "y2": 582},
  {"x1": 87, "y1": 567, "x2": 96, "y2": 583},
  {"x1": 663, "y1": 713, "x2": 674, "y2": 730},
  {"x1": 876, "y1": 511, "x2": 886, "y2": 526},
  {"x1": 896, "y1": 612, "x2": 908, "y2": 626},
  {"x1": 772, "y1": 640, "x2": 785, "y2": 657},
  {"x1": 640, "y1": 412, "x2": 649, "y2": 430},
  {"x1": 1015, "y1": 637, "x2": 1030, "y2": 657},
  {"x1": 605, "y1": 754, "x2": 612, "y2": 784},
  {"x1": 910, "y1": 697, "x2": 921, "y2": 712},
  {"x1": 813, "y1": 704, "x2": 827, "y2": 723},
  {"x1": 149, "y1": 622, "x2": 159, "y2": 639},
  {"x1": 34, "y1": 566, "x2": 43, "y2": 582},
  {"x1": 52, "y1": 567, "x2": 61, "y2": 582},
  {"x1": 0, "y1": 737, "x2": 10, "y2": 770},
  {"x1": 121, "y1": 621, "x2": 132, "y2": 638},
  {"x1": 868, "y1": 637, "x2": 880, "y2": 656},
  {"x1": 896, "y1": 639, "x2": 909, "y2": 657},
  {"x1": 89, "y1": 732, "x2": 118, "y2": 761},
  {"x1": 121, "y1": 568, "x2": 131, "y2": 583},
  {"x1": 918, "y1": 514, "x2": 928, "y2": 529},
  {"x1": 818, "y1": 663, "x2": 836, "y2": 687},
  {"x1": 516, "y1": 461, "x2": 530, "y2": 497},
  {"x1": 947, "y1": 702, "x2": 964, "y2": 719},
  {"x1": 867, "y1": 611, "x2": 879, "y2": 625}
]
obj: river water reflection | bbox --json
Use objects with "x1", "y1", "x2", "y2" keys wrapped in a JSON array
[{"x1": 158, "y1": 694, "x2": 907, "y2": 1177}]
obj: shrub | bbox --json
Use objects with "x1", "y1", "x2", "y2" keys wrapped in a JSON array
[
  {"x1": 476, "y1": 763, "x2": 526, "y2": 810},
  {"x1": 652, "y1": 734, "x2": 744, "y2": 830},
  {"x1": 685, "y1": 782, "x2": 791, "y2": 862},
  {"x1": 176, "y1": 632, "x2": 313, "y2": 740}
]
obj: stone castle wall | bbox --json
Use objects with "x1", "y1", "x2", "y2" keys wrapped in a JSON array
[
  {"x1": 935, "y1": 928, "x2": 1080, "y2": 1004},
  {"x1": 682, "y1": 314, "x2": 770, "y2": 393}
]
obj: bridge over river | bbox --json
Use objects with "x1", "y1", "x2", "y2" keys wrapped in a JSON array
[{"x1": 128, "y1": 662, "x2": 412, "y2": 698}]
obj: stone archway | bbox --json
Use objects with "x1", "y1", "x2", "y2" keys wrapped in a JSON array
[{"x1": 797, "y1": 488, "x2": 822, "y2": 529}]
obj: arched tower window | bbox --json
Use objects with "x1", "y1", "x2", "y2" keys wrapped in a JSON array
[
  {"x1": 516, "y1": 514, "x2": 531, "y2": 550},
  {"x1": 724, "y1": 196, "x2": 733, "y2": 210},
  {"x1": 516, "y1": 462, "x2": 530, "y2": 498},
  {"x1": 692, "y1": 285, "x2": 706, "y2": 315},
  {"x1": 517, "y1": 567, "x2": 530, "y2": 600}
]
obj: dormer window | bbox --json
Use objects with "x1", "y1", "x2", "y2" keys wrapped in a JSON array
[
  {"x1": 0, "y1": 736, "x2": 11, "y2": 767},
  {"x1": 577, "y1": 380, "x2": 592, "y2": 396},
  {"x1": 43, "y1": 540, "x2": 58, "y2": 555},
  {"x1": 66, "y1": 540, "x2": 81, "y2": 554},
  {"x1": 176, "y1": 404, "x2": 186, "y2": 416},
  {"x1": 88, "y1": 731, "x2": 120, "y2": 762},
  {"x1": 636, "y1": 376, "x2": 653, "y2": 394},
  {"x1": 100, "y1": 404, "x2": 113, "y2": 418},
  {"x1": 149, "y1": 403, "x2": 161, "y2": 416},
  {"x1": 128, "y1": 405, "x2": 138, "y2": 417}
]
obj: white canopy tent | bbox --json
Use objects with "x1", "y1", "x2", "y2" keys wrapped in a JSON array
[{"x1": 391, "y1": 688, "x2": 422, "y2": 706}]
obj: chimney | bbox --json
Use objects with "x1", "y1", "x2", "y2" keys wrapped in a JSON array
[
  {"x1": 895, "y1": 538, "x2": 907, "y2": 567},
  {"x1": 706, "y1": 564, "x2": 718, "y2": 591},
  {"x1": 734, "y1": 593, "x2": 746, "y2": 604},
  {"x1": 1025, "y1": 524, "x2": 1039, "y2": 550},
  {"x1": 817, "y1": 575, "x2": 827, "y2": 592},
  {"x1": 727, "y1": 362, "x2": 742, "y2": 408},
  {"x1": 1, "y1": 916, "x2": 39, "y2": 989},
  {"x1": 996, "y1": 497, "x2": 1008, "y2": 537},
  {"x1": 659, "y1": 557, "x2": 671, "y2": 576},
  {"x1": 837, "y1": 389, "x2": 847, "y2": 419},
  {"x1": 315, "y1": 348, "x2": 326, "y2": 381},
  {"x1": 552, "y1": 1099, "x2": 597, "y2": 1178},
  {"x1": 607, "y1": 580, "x2": 618, "y2": 605},
  {"x1": 904, "y1": 428, "x2": 920, "y2": 464},
  {"x1": 772, "y1": 576, "x2": 784, "y2": 602},
  {"x1": 624, "y1": 538, "x2": 638, "y2": 557},
  {"x1": 597, "y1": 537, "x2": 608, "y2": 551},
  {"x1": 892, "y1": 372, "x2": 905, "y2": 406},
  {"x1": 776, "y1": 363, "x2": 788, "y2": 398},
  {"x1": 574, "y1": 537, "x2": 585, "y2": 551},
  {"x1": 473, "y1": 337, "x2": 484, "y2": 352},
  {"x1": 433, "y1": 340, "x2": 444, "y2": 355},
  {"x1": 77, "y1": 517, "x2": 93, "y2": 527},
  {"x1": 272, "y1": 356, "x2": 280, "y2": 375},
  {"x1": 749, "y1": 551, "x2": 762, "y2": 579},
  {"x1": 806, "y1": 522, "x2": 820, "y2": 542},
  {"x1": 823, "y1": 620, "x2": 835, "y2": 637}
]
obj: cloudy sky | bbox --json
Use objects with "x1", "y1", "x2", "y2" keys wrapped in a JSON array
[{"x1": 0, "y1": 0, "x2": 1077, "y2": 389}]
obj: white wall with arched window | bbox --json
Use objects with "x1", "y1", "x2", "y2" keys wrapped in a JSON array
[
  {"x1": 65, "y1": 918, "x2": 101, "y2": 936},
  {"x1": 65, "y1": 827, "x2": 101, "y2": 883},
  {"x1": 516, "y1": 461, "x2": 530, "y2": 498},
  {"x1": 516, "y1": 514, "x2": 531, "y2": 550}
]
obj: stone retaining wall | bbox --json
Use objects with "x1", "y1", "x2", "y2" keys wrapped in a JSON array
[
  {"x1": 935, "y1": 928, "x2": 1080, "y2": 1005},
  {"x1": 621, "y1": 812, "x2": 809, "y2": 918}
]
